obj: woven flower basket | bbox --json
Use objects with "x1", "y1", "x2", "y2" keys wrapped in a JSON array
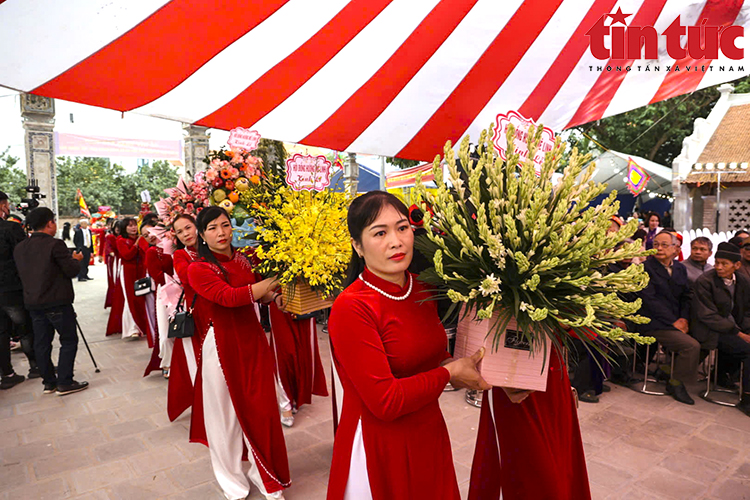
[
  {"x1": 454, "y1": 309, "x2": 551, "y2": 392},
  {"x1": 282, "y1": 281, "x2": 333, "y2": 316}
]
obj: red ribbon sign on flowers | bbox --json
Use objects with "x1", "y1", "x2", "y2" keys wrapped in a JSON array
[
  {"x1": 227, "y1": 127, "x2": 261, "y2": 151},
  {"x1": 492, "y1": 110, "x2": 555, "y2": 176},
  {"x1": 285, "y1": 154, "x2": 332, "y2": 192}
]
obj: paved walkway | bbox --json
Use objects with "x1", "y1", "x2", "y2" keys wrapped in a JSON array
[{"x1": 1, "y1": 262, "x2": 749, "y2": 499}]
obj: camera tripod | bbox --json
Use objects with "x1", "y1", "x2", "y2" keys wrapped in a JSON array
[{"x1": 75, "y1": 319, "x2": 100, "y2": 373}]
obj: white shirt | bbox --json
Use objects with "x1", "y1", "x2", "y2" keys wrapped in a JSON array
[{"x1": 82, "y1": 228, "x2": 91, "y2": 248}]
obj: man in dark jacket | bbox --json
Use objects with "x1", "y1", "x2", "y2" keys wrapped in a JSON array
[
  {"x1": 639, "y1": 230, "x2": 700, "y2": 404},
  {"x1": 691, "y1": 242, "x2": 750, "y2": 416},
  {"x1": 684, "y1": 236, "x2": 713, "y2": 284},
  {"x1": 0, "y1": 191, "x2": 40, "y2": 389},
  {"x1": 73, "y1": 218, "x2": 94, "y2": 281},
  {"x1": 14, "y1": 207, "x2": 88, "y2": 396}
]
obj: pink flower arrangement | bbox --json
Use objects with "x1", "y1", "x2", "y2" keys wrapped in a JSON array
[{"x1": 154, "y1": 175, "x2": 211, "y2": 228}]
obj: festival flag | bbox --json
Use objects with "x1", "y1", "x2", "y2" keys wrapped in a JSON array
[
  {"x1": 626, "y1": 158, "x2": 650, "y2": 196},
  {"x1": 333, "y1": 152, "x2": 344, "y2": 170},
  {"x1": 76, "y1": 188, "x2": 91, "y2": 218}
]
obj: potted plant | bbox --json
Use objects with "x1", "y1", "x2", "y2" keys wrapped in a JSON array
[{"x1": 414, "y1": 124, "x2": 655, "y2": 391}]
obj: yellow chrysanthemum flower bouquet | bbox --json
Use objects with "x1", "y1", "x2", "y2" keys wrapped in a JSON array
[
  {"x1": 248, "y1": 186, "x2": 351, "y2": 315},
  {"x1": 415, "y1": 124, "x2": 655, "y2": 391}
]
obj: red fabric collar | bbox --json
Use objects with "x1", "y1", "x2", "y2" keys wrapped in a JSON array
[{"x1": 211, "y1": 249, "x2": 236, "y2": 263}]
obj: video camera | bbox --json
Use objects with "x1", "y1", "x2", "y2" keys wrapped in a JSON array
[{"x1": 16, "y1": 179, "x2": 46, "y2": 215}]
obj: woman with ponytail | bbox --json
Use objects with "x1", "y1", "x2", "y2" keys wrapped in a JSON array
[
  {"x1": 326, "y1": 191, "x2": 490, "y2": 500},
  {"x1": 187, "y1": 206, "x2": 290, "y2": 500}
]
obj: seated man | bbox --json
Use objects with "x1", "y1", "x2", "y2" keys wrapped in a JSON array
[
  {"x1": 639, "y1": 231, "x2": 700, "y2": 404},
  {"x1": 684, "y1": 236, "x2": 713, "y2": 284},
  {"x1": 691, "y1": 242, "x2": 750, "y2": 417},
  {"x1": 607, "y1": 215, "x2": 624, "y2": 234}
]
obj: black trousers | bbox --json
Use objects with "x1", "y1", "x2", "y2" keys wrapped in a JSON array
[
  {"x1": 0, "y1": 291, "x2": 35, "y2": 377},
  {"x1": 30, "y1": 304, "x2": 78, "y2": 386},
  {"x1": 77, "y1": 247, "x2": 91, "y2": 280},
  {"x1": 569, "y1": 339, "x2": 605, "y2": 395},
  {"x1": 717, "y1": 333, "x2": 750, "y2": 393}
]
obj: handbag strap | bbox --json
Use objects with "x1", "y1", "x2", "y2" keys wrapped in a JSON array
[
  {"x1": 175, "y1": 289, "x2": 186, "y2": 312},
  {"x1": 187, "y1": 292, "x2": 198, "y2": 314}
]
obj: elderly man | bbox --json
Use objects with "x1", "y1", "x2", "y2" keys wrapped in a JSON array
[
  {"x1": 691, "y1": 242, "x2": 750, "y2": 417},
  {"x1": 639, "y1": 230, "x2": 700, "y2": 404},
  {"x1": 73, "y1": 218, "x2": 93, "y2": 282},
  {"x1": 684, "y1": 236, "x2": 713, "y2": 284}
]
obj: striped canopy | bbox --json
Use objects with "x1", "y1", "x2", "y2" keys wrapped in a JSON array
[{"x1": 1, "y1": 0, "x2": 748, "y2": 161}]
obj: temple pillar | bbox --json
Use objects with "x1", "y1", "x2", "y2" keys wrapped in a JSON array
[
  {"x1": 183, "y1": 124, "x2": 210, "y2": 179},
  {"x1": 344, "y1": 152, "x2": 359, "y2": 197},
  {"x1": 21, "y1": 94, "x2": 58, "y2": 215}
]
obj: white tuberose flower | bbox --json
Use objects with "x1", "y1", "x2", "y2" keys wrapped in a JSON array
[{"x1": 480, "y1": 274, "x2": 501, "y2": 296}]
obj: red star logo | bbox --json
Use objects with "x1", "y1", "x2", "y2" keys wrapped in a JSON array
[{"x1": 608, "y1": 7, "x2": 632, "y2": 25}]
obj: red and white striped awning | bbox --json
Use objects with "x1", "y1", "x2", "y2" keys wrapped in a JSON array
[{"x1": 1, "y1": 0, "x2": 748, "y2": 161}]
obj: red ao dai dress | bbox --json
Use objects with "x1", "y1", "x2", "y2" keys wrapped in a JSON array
[
  {"x1": 268, "y1": 302, "x2": 329, "y2": 410},
  {"x1": 116, "y1": 236, "x2": 152, "y2": 340},
  {"x1": 105, "y1": 233, "x2": 124, "y2": 336},
  {"x1": 468, "y1": 353, "x2": 591, "y2": 500},
  {"x1": 187, "y1": 251, "x2": 290, "y2": 499},
  {"x1": 166, "y1": 247, "x2": 205, "y2": 422},
  {"x1": 143, "y1": 246, "x2": 174, "y2": 377},
  {"x1": 103, "y1": 232, "x2": 118, "y2": 310},
  {"x1": 327, "y1": 268, "x2": 460, "y2": 500}
]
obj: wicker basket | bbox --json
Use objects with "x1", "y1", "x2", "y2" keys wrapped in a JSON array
[
  {"x1": 454, "y1": 310, "x2": 550, "y2": 392},
  {"x1": 282, "y1": 281, "x2": 333, "y2": 316}
]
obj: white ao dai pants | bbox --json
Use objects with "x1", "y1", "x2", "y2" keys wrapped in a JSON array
[
  {"x1": 202, "y1": 327, "x2": 283, "y2": 500},
  {"x1": 155, "y1": 290, "x2": 173, "y2": 368}
]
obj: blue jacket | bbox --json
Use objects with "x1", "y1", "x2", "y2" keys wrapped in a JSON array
[{"x1": 638, "y1": 256, "x2": 691, "y2": 332}]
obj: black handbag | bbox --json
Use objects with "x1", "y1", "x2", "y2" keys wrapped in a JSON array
[
  {"x1": 134, "y1": 277, "x2": 155, "y2": 296},
  {"x1": 168, "y1": 291, "x2": 198, "y2": 339}
]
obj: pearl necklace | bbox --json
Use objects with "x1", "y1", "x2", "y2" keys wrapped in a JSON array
[{"x1": 359, "y1": 273, "x2": 413, "y2": 301}]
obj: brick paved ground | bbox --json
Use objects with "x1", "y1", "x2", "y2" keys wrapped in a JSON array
[{"x1": 1, "y1": 262, "x2": 749, "y2": 499}]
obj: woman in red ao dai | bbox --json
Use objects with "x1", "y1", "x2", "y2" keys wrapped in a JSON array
[
  {"x1": 115, "y1": 218, "x2": 152, "y2": 341},
  {"x1": 104, "y1": 220, "x2": 124, "y2": 336},
  {"x1": 166, "y1": 215, "x2": 204, "y2": 423},
  {"x1": 141, "y1": 222, "x2": 175, "y2": 378},
  {"x1": 187, "y1": 207, "x2": 290, "y2": 500},
  {"x1": 327, "y1": 191, "x2": 490, "y2": 500}
]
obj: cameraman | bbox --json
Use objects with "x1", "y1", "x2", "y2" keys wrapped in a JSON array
[
  {"x1": 14, "y1": 207, "x2": 89, "y2": 395},
  {"x1": 0, "y1": 191, "x2": 39, "y2": 389}
]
